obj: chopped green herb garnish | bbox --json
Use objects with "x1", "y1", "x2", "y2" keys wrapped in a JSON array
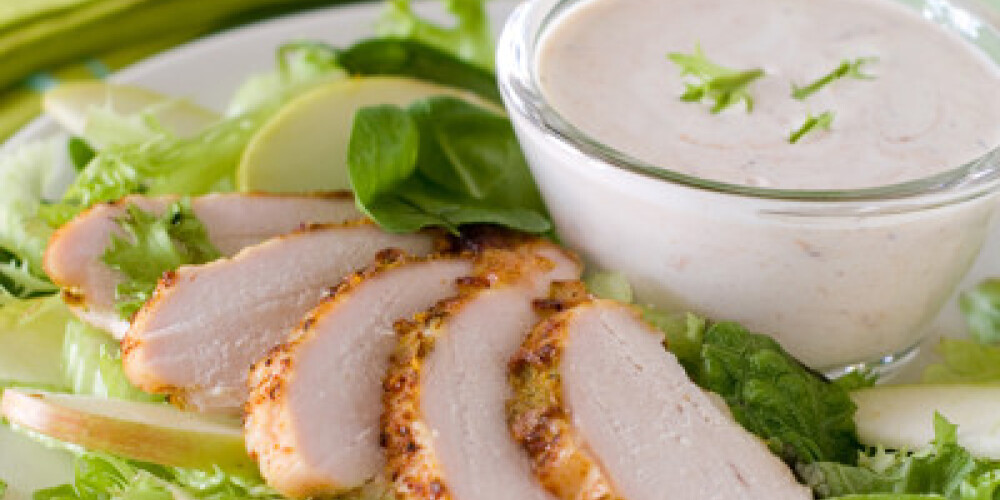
[
  {"x1": 668, "y1": 44, "x2": 765, "y2": 113},
  {"x1": 792, "y1": 57, "x2": 876, "y2": 100},
  {"x1": 789, "y1": 111, "x2": 835, "y2": 144},
  {"x1": 101, "y1": 199, "x2": 221, "y2": 319}
]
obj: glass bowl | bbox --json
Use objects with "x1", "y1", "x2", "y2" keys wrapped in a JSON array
[{"x1": 496, "y1": 0, "x2": 1000, "y2": 373}]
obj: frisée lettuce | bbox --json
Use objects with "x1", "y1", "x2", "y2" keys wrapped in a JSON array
[{"x1": 101, "y1": 200, "x2": 221, "y2": 319}]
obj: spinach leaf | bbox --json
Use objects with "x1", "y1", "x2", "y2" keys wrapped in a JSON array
[
  {"x1": 377, "y1": 0, "x2": 494, "y2": 70},
  {"x1": 348, "y1": 96, "x2": 550, "y2": 235},
  {"x1": 67, "y1": 137, "x2": 96, "y2": 173},
  {"x1": 337, "y1": 39, "x2": 501, "y2": 104}
]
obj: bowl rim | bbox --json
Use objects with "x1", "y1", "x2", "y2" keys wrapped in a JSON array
[{"x1": 496, "y1": 0, "x2": 1000, "y2": 203}]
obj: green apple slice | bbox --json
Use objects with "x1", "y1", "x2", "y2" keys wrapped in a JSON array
[
  {"x1": 236, "y1": 76, "x2": 501, "y2": 194},
  {"x1": 43, "y1": 82, "x2": 219, "y2": 138},
  {"x1": 852, "y1": 384, "x2": 1000, "y2": 458},
  {"x1": 0, "y1": 389, "x2": 256, "y2": 476}
]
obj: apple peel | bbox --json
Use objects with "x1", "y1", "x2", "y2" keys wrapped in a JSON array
[{"x1": 0, "y1": 389, "x2": 256, "y2": 477}]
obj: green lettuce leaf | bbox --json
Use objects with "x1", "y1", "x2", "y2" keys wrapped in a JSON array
[
  {"x1": 682, "y1": 321, "x2": 862, "y2": 465},
  {"x1": 0, "y1": 478, "x2": 6, "y2": 499},
  {"x1": 335, "y1": 38, "x2": 502, "y2": 104},
  {"x1": 922, "y1": 338, "x2": 1000, "y2": 384},
  {"x1": 101, "y1": 199, "x2": 221, "y2": 319},
  {"x1": 348, "y1": 97, "x2": 551, "y2": 234},
  {"x1": 0, "y1": 255, "x2": 57, "y2": 300},
  {"x1": 802, "y1": 414, "x2": 1000, "y2": 500},
  {"x1": 32, "y1": 452, "x2": 281, "y2": 500},
  {"x1": 227, "y1": 41, "x2": 344, "y2": 117},
  {"x1": 376, "y1": 0, "x2": 493, "y2": 70},
  {"x1": 62, "y1": 320, "x2": 162, "y2": 402},
  {"x1": 0, "y1": 295, "x2": 73, "y2": 392},
  {"x1": 583, "y1": 271, "x2": 634, "y2": 303},
  {"x1": 41, "y1": 107, "x2": 273, "y2": 227},
  {"x1": 67, "y1": 137, "x2": 97, "y2": 173},
  {"x1": 580, "y1": 270, "x2": 861, "y2": 465},
  {"x1": 0, "y1": 138, "x2": 62, "y2": 275},
  {"x1": 958, "y1": 279, "x2": 1000, "y2": 345}
]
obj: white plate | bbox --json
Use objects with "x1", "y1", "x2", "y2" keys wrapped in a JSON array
[
  {"x1": 0, "y1": 2, "x2": 517, "y2": 496},
  {"x1": 3, "y1": 0, "x2": 998, "y2": 494}
]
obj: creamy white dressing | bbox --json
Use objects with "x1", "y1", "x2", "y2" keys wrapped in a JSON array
[{"x1": 537, "y1": 0, "x2": 1000, "y2": 189}]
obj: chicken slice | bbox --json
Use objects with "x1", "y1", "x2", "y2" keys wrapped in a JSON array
[
  {"x1": 382, "y1": 241, "x2": 581, "y2": 500},
  {"x1": 508, "y1": 298, "x2": 811, "y2": 500},
  {"x1": 245, "y1": 252, "x2": 476, "y2": 498},
  {"x1": 122, "y1": 221, "x2": 440, "y2": 414},
  {"x1": 44, "y1": 192, "x2": 360, "y2": 337}
]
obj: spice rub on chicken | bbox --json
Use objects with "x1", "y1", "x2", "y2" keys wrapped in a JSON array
[
  {"x1": 122, "y1": 220, "x2": 441, "y2": 414},
  {"x1": 245, "y1": 251, "x2": 476, "y2": 498},
  {"x1": 507, "y1": 297, "x2": 811, "y2": 500},
  {"x1": 44, "y1": 192, "x2": 360, "y2": 337},
  {"x1": 381, "y1": 241, "x2": 581, "y2": 500}
]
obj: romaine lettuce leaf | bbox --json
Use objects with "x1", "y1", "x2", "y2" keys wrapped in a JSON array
[
  {"x1": 32, "y1": 452, "x2": 282, "y2": 500},
  {"x1": 348, "y1": 96, "x2": 551, "y2": 234},
  {"x1": 101, "y1": 199, "x2": 221, "y2": 319},
  {"x1": 0, "y1": 256, "x2": 57, "y2": 300},
  {"x1": 582, "y1": 269, "x2": 862, "y2": 466},
  {"x1": 958, "y1": 279, "x2": 1000, "y2": 345},
  {"x1": 41, "y1": 106, "x2": 272, "y2": 227},
  {"x1": 227, "y1": 41, "x2": 344, "y2": 117},
  {"x1": 0, "y1": 295, "x2": 73, "y2": 391},
  {"x1": 0, "y1": 138, "x2": 62, "y2": 275},
  {"x1": 802, "y1": 414, "x2": 1000, "y2": 500},
  {"x1": 683, "y1": 321, "x2": 863, "y2": 465},
  {"x1": 335, "y1": 38, "x2": 502, "y2": 104},
  {"x1": 376, "y1": 0, "x2": 493, "y2": 70},
  {"x1": 62, "y1": 320, "x2": 163, "y2": 403},
  {"x1": 922, "y1": 338, "x2": 1000, "y2": 384}
]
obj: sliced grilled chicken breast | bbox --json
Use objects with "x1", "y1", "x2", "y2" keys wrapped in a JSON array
[
  {"x1": 246, "y1": 252, "x2": 475, "y2": 498},
  {"x1": 382, "y1": 241, "x2": 581, "y2": 500},
  {"x1": 44, "y1": 192, "x2": 360, "y2": 337},
  {"x1": 508, "y1": 298, "x2": 811, "y2": 500},
  {"x1": 122, "y1": 222, "x2": 439, "y2": 414}
]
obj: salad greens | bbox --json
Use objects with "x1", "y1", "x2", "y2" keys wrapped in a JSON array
[
  {"x1": 802, "y1": 414, "x2": 1000, "y2": 500},
  {"x1": 66, "y1": 137, "x2": 96, "y2": 173},
  {"x1": 376, "y1": 0, "x2": 494, "y2": 70},
  {"x1": 668, "y1": 44, "x2": 764, "y2": 113},
  {"x1": 792, "y1": 57, "x2": 877, "y2": 100},
  {"x1": 336, "y1": 38, "x2": 502, "y2": 104},
  {"x1": 101, "y1": 200, "x2": 221, "y2": 319},
  {"x1": 958, "y1": 279, "x2": 1000, "y2": 345},
  {"x1": 2, "y1": 0, "x2": 1000, "y2": 498},
  {"x1": 922, "y1": 338, "x2": 1000, "y2": 384},
  {"x1": 62, "y1": 320, "x2": 163, "y2": 402},
  {"x1": 32, "y1": 452, "x2": 281, "y2": 500},
  {"x1": 673, "y1": 320, "x2": 863, "y2": 466},
  {"x1": 348, "y1": 96, "x2": 550, "y2": 234},
  {"x1": 789, "y1": 110, "x2": 835, "y2": 144},
  {"x1": 586, "y1": 272, "x2": 863, "y2": 467},
  {"x1": 0, "y1": 138, "x2": 61, "y2": 275}
]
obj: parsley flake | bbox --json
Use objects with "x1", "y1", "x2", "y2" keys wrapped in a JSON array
[
  {"x1": 792, "y1": 57, "x2": 876, "y2": 100},
  {"x1": 668, "y1": 44, "x2": 765, "y2": 113},
  {"x1": 788, "y1": 111, "x2": 835, "y2": 144}
]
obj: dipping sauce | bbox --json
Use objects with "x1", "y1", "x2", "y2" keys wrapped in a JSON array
[
  {"x1": 497, "y1": 0, "x2": 1000, "y2": 370},
  {"x1": 537, "y1": 0, "x2": 1000, "y2": 189}
]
